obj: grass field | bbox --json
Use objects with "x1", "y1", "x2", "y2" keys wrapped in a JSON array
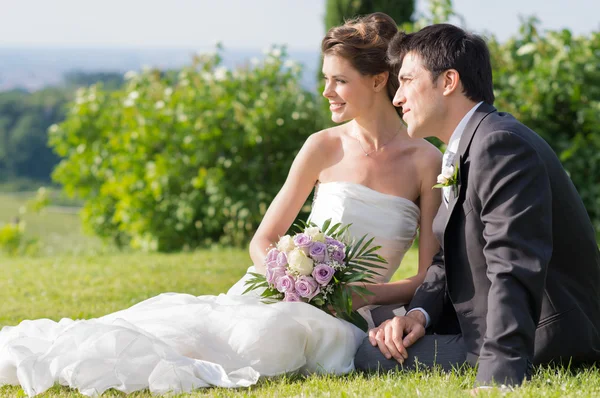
[{"x1": 1, "y1": 193, "x2": 599, "y2": 397}]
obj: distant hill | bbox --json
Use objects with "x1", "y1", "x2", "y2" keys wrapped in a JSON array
[{"x1": 0, "y1": 47, "x2": 320, "y2": 92}]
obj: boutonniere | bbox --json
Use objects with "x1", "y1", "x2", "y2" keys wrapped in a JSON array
[{"x1": 433, "y1": 165, "x2": 459, "y2": 194}]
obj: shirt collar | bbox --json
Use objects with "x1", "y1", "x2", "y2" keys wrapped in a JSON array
[{"x1": 446, "y1": 101, "x2": 483, "y2": 154}]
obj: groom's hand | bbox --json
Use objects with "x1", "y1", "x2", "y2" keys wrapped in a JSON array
[{"x1": 367, "y1": 312, "x2": 426, "y2": 363}]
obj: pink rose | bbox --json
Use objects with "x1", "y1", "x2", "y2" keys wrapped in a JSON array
[
  {"x1": 309, "y1": 242, "x2": 327, "y2": 262},
  {"x1": 276, "y1": 274, "x2": 296, "y2": 293},
  {"x1": 276, "y1": 251, "x2": 288, "y2": 267},
  {"x1": 312, "y1": 263, "x2": 335, "y2": 285},
  {"x1": 325, "y1": 237, "x2": 345, "y2": 252},
  {"x1": 265, "y1": 260, "x2": 279, "y2": 271},
  {"x1": 284, "y1": 291, "x2": 301, "y2": 302},
  {"x1": 332, "y1": 249, "x2": 346, "y2": 263},
  {"x1": 296, "y1": 276, "x2": 320, "y2": 301},
  {"x1": 293, "y1": 233, "x2": 312, "y2": 253},
  {"x1": 265, "y1": 248, "x2": 280, "y2": 263},
  {"x1": 266, "y1": 266, "x2": 286, "y2": 285}
]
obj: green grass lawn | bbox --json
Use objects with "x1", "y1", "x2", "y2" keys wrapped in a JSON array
[{"x1": 1, "y1": 193, "x2": 599, "y2": 397}]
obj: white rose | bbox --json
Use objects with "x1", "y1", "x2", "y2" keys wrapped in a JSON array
[
  {"x1": 288, "y1": 249, "x2": 315, "y2": 275},
  {"x1": 437, "y1": 166, "x2": 455, "y2": 184},
  {"x1": 304, "y1": 227, "x2": 321, "y2": 238},
  {"x1": 277, "y1": 235, "x2": 295, "y2": 252},
  {"x1": 442, "y1": 165, "x2": 454, "y2": 179},
  {"x1": 312, "y1": 233, "x2": 325, "y2": 243}
]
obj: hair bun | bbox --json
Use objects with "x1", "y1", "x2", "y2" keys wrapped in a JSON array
[
  {"x1": 321, "y1": 12, "x2": 401, "y2": 108},
  {"x1": 360, "y1": 12, "x2": 398, "y2": 42}
]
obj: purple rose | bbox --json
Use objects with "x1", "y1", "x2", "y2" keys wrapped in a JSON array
[
  {"x1": 276, "y1": 274, "x2": 296, "y2": 293},
  {"x1": 293, "y1": 233, "x2": 312, "y2": 253},
  {"x1": 265, "y1": 248, "x2": 280, "y2": 263},
  {"x1": 331, "y1": 249, "x2": 346, "y2": 263},
  {"x1": 325, "y1": 237, "x2": 345, "y2": 251},
  {"x1": 284, "y1": 291, "x2": 301, "y2": 302},
  {"x1": 264, "y1": 248, "x2": 280, "y2": 271},
  {"x1": 265, "y1": 260, "x2": 279, "y2": 271},
  {"x1": 312, "y1": 263, "x2": 335, "y2": 285},
  {"x1": 309, "y1": 241, "x2": 327, "y2": 262},
  {"x1": 266, "y1": 266, "x2": 286, "y2": 285},
  {"x1": 295, "y1": 276, "x2": 320, "y2": 300},
  {"x1": 276, "y1": 251, "x2": 288, "y2": 267}
]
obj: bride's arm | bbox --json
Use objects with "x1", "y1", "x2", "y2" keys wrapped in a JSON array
[
  {"x1": 357, "y1": 145, "x2": 442, "y2": 307},
  {"x1": 249, "y1": 131, "x2": 332, "y2": 274}
]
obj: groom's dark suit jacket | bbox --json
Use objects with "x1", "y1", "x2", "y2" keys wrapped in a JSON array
[{"x1": 408, "y1": 102, "x2": 600, "y2": 385}]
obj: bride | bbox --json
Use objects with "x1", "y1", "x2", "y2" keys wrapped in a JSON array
[{"x1": 0, "y1": 13, "x2": 441, "y2": 396}]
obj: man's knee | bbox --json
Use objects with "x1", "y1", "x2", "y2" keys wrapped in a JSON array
[{"x1": 354, "y1": 337, "x2": 401, "y2": 372}]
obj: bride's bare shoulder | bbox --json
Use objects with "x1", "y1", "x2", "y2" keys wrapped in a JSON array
[
  {"x1": 303, "y1": 123, "x2": 348, "y2": 153},
  {"x1": 411, "y1": 139, "x2": 443, "y2": 175}
]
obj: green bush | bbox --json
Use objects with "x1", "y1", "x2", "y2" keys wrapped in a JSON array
[
  {"x1": 49, "y1": 48, "x2": 321, "y2": 251},
  {"x1": 0, "y1": 221, "x2": 38, "y2": 257},
  {"x1": 488, "y1": 19, "x2": 600, "y2": 238}
]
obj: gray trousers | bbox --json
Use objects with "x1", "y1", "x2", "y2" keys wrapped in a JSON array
[{"x1": 356, "y1": 304, "x2": 468, "y2": 373}]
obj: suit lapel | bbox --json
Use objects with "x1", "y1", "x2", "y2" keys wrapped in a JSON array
[{"x1": 443, "y1": 103, "x2": 497, "y2": 233}]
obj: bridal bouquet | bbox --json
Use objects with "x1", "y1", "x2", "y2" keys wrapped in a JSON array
[{"x1": 244, "y1": 219, "x2": 386, "y2": 331}]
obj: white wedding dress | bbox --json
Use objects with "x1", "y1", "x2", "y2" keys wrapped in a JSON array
[{"x1": 0, "y1": 182, "x2": 419, "y2": 396}]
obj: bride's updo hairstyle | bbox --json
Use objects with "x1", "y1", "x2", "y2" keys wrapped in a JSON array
[{"x1": 321, "y1": 12, "x2": 399, "y2": 104}]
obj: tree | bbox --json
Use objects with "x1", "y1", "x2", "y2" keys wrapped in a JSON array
[
  {"x1": 50, "y1": 48, "x2": 322, "y2": 250},
  {"x1": 324, "y1": 0, "x2": 415, "y2": 30},
  {"x1": 488, "y1": 18, "x2": 600, "y2": 238}
]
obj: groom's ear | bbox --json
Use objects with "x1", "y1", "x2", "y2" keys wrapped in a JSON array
[
  {"x1": 441, "y1": 69, "x2": 461, "y2": 97},
  {"x1": 373, "y1": 71, "x2": 389, "y2": 92}
]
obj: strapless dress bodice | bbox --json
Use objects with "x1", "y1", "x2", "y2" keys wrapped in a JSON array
[{"x1": 308, "y1": 181, "x2": 420, "y2": 282}]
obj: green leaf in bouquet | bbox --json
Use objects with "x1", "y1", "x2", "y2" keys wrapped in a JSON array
[
  {"x1": 242, "y1": 280, "x2": 269, "y2": 295},
  {"x1": 332, "y1": 223, "x2": 352, "y2": 240},
  {"x1": 335, "y1": 308, "x2": 369, "y2": 332},
  {"x1": 261, "y1": 288, "x2": 282, "y2": 298},
  {"x1": 342, "y1": 286, "x2": 352, "y2": 315},
  {"x1": 247, "y1": 272, "x2": 267, "y2": 279},
  {"x1": 348, "y1": 259, "x2": 387, "y2": 269},
  {"x1": 242, "y1": 272, "x2": 268, "y2": 295},
  {"x1": 346, "y1": 311, "x2": 369, "y2": 332},
  {"x1": 356, "y1": 236, "x2": 376, "y2": 257},
  {"x1": 359, "y1": 244, "x2": 383, "y2": 257},
  {"x1": 356, "y1": 253, "x2": 388, "y2": 263},
  {"x1": 310, "y1": 296, "x2": 325, "y2": 306},
  {"x1": 350, "y1": 284, "x2": 375, "y2": 299},
  {"x1": 346, "y1": 234, "x2": 367, "y2": 261},
  {"x1": 320, "y1": 218, "x2": 332, "y2": 234},
  {"x1": 323, "y1": 222, "x2": 341, "y2": 236},
  {"x1": 344, "y1": 272, "x2": 373, "y2": 283},
  {"x1": 292, "y1": 221, "x2": 307, "y2": 234}
]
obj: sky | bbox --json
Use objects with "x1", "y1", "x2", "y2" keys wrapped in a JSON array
[{"x1": 1, "y1": 0, "x2": 598, "y2": 50}]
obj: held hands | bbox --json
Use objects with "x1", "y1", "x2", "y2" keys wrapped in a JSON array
[{"x1": 367, "y1": 311, "x2": 426, "y2": 364}]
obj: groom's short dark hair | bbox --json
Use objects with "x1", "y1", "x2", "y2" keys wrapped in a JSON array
[{"x1": 388, "y1": 24, "x2": 495, "y2": 105}]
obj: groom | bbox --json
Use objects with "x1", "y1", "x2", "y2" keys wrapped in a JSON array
[{"x1": 354, "y1": 24, "x2": 600, "y2": 387}]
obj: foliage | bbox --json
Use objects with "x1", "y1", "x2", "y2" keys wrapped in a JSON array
[
  {"x1": 50, "y1": 47, "x2": 321, "y2": 251},
  {"x1": 0, "y1": 88, "x2": 66, "y2": 182},
  {"x1": 324, "y1": 0, "x2": 415, "y2": 31},
  {"x1": 0, "y1": 220, "x2": 38, "y2": 256},
  {"x1": 63, "y1": 71, "x2": 124, "y2": 91},
  {"x1": 0, "y1": 73, "x2": 127, "y2": 185},
  {"x1": 488, "y1": 18, "x2": 600, "y2": 238}
]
